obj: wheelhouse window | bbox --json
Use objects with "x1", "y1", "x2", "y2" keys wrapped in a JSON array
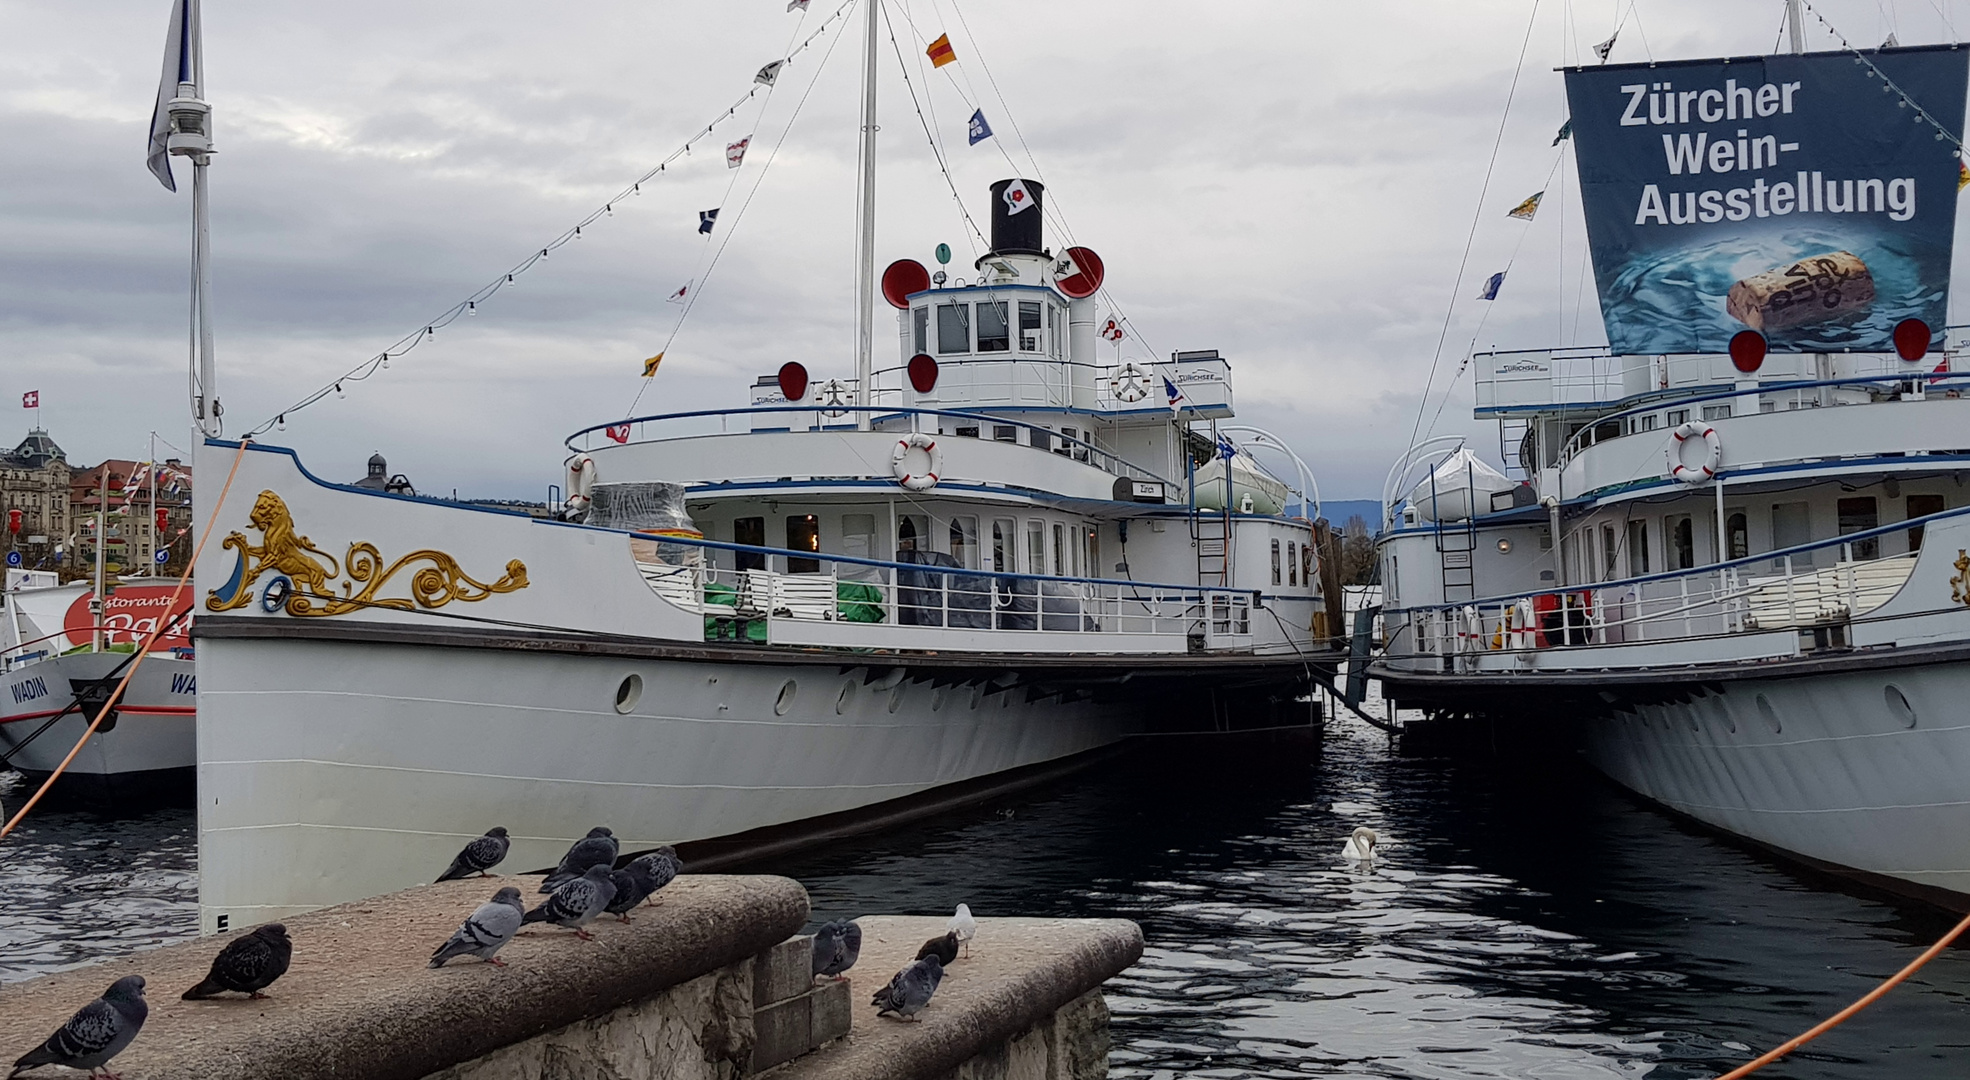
[
  {"x1": 1288, "y1": 541, "x2": 1298, "y2": 586},
  {"x1": 1271, "y1": 539, "x2": 1282, "y2": 586},
  {"x1": 1046, "y1": 306, "x2": 1062, "y2": 358},
  {"x1": 977, "y1": 301, "x2": 1011, "y2": 352},
  {"x1": 936, "y1": 303, "x2": 970, "y2": 354},
  {"x1": 735, "y1": 516, "x2": 766, "y2": 572},
  {"x1": 1018, "y1": 301, "x2": 1043, "y2": 352},
  {"x1": 786, "y1": 515, "x2": 820, "y2": 573},
  {"x1": 913, "y1": 308, "x2": 928, "y2": 354}
]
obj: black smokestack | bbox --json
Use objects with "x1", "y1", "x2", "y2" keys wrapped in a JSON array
[{"x1": 988, "y1": 178, "x2": 1045, "y2": 256}]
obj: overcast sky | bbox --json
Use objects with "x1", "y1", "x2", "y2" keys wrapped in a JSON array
[{"x1": 4, "y1": 0, "x2": 1965, "y2": 501}]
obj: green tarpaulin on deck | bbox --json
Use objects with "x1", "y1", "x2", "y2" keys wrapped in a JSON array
[{"x1": 835, "y1": 581, "x2": 885, "y2": 623}]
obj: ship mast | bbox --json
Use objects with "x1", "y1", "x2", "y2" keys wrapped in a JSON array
[
  {"x1": 1786, "y1": 0, "x2": 1805, "y2": 53},
  {"x1": 852, "y1": 0, "x2": 879, "y2": 430}
]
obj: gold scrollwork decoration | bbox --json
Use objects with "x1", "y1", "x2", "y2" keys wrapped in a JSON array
[
  {"x1": 206, "y1": 489, "x2": 529, "y2": 616},
  {"x1": 1950, "y1": 549, "x2": 1970, "y2": 607}
]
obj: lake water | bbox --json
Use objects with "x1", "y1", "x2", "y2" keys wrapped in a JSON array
[{"x1": 4, "y1": 720, "x2": 1966, "y2": 1077}]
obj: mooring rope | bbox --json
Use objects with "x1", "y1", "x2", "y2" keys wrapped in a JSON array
[{"x1": 0, "y1": 438, "x2": 249, "y2": 840}]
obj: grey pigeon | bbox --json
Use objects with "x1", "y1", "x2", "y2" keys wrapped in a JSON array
[
  {"x1": 871, "y1": 955, "x2": 942, "y2": 1020},
  {"x1": 632, "y1": 847, "x2": 681, "y2": 906},
  {"x1": 605, "y1": 865, "x2": 656, "y2": 922},
  {"x1": 539, "y1": 827, "x2": 617, "y2": 893},
  {"x1": 522, "y1": 864, "x2": 617, "y2": 940},
  {"x1": 916, "y1": 930, "x2": 959, "y2": 966},
  {"x1": 10, "y1": 974, "x2": 147, "y2": 1078},
  {"x1": 436, "y1": 827, "x2": 511, "y2": 882},
  {"x1": 182, "y1": 923, "x2": 292, "y2": 1000},
  {"x1": 811, "y1": 920, "x2": 862, "y2": 980},
  {"x1": 431, "y1": 886, "x2": 526, "y2": 968}
]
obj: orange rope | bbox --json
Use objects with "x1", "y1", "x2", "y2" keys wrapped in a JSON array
[
  {"x1": 0, "y1": 439, "x2": 249, "y2": 840},
  {"x1": 1715, "y1": 908, "x2": 1970, "y2": 1078}
]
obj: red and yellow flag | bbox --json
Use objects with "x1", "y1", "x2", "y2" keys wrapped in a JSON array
[{"x1": 926, "y1": 33, "x2": 956, "y2": 68}]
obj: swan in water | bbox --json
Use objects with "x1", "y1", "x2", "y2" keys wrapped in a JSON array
[{"x1": 1341, "y1": 826, "x2": 1379, "y2": 863}]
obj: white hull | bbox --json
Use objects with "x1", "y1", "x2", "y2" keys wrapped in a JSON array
[
  {"x1": 198, "y1": 634, "x2": 1133, "y2": 928},
  {"x1": 1584, "y1": 661, "x2": 1970, "y2": 901},
  {"x1": 0, "y1": 652, "x2": 197, "y2": 792}
]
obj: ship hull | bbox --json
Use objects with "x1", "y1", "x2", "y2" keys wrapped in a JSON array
[{"x1": 1, "y1": 652, "x2": 197, "y2": 807}]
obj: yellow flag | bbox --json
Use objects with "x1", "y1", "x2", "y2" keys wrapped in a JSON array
[
  {"x1": 1505, "y1": 191, "x2": 1543, "y2": 220},
  {"x1": 926, "y1": 33, "x2": 956, "y2": 68},
  {"x1": 1958, "y1": 160, "x2": 1968, "y2": 191},
  {"x1": 642, "y1": 352, "x2": 664, "y2": 377}
]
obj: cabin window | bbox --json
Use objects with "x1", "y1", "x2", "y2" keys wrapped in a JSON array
[
  {"x1": 1601, "y1": 524, "x2": 1619, "y2": 581},
  {"x1": 1702, "y1": 404, "x2": 1732, "y2": 421},
  {"x1": 1665, "y1": 514, "x2": 1695, "y2": 571},
  {"x1": 1019, "y1": 301, "x2": 1043, "y2": 352},
  {"x1": 1639, "y1": 414, "x2": 1658, "y2": 432},
  {"x1": 1837, "y1": 497, "x2": 1879, "y2": 561},
  {"x1": 1055, "y1": 426, "x2": 1076, "y2": 456},
  {"x1": 735, "y1": 516, "x2": 766, "y2": 572},
  {"x1": 936, "y1": 303, "x2": 970, "y2": 354},
  {"x1": 1626, "y1": 519, "x2": 1650, "y2": 576},
  {"x1": 1271, "y1": 539, "x2": 1282, "y2": 586},
  {"x1": 1052, "y1": 523, "x2": 1065, "y2": 576},
  {"x1": 913, "y1": 308, "x2": 928, "y2": 354},
  {"x1": 841, "y1": 514, "x2": 876, "y2": 579},
  {"x1": 898, "y1": 514, "x2": 928, "y2": 555},
  {"x1": 1085, "y1": 527, "x2": 1099, "y2": 578},
  {"x1": 993, "y1": 425, "x2": 1016, "y2": 442},
  {"x1": 1287, "y1": 541, "x2": 1298, "y2": 586},
  {"x1": 1727, "y1": 512, "x2": 1749, "y2": 560},
  {"x1": 1030, "y1": 427, "x2": 1051, "y2": 451},
  {"x1": 1770, "y1": 502, "x2": 1812, "y2": 568},
  {"x1": 786, "y1": 515, "x2": 820, "y2": 573},
  {"x1": 1302, "y1": 542, "x2": 1314, "y2": 586},
  {"x1": 991, "y1": 518, "x2": 1015, "y2": 572},
  {"x1": 949, "y1": 515, "x2": 979, "y2": 570},
  {"x1": 977, "y1": 301, "x2": 1011, "y2": 352},
  {"x1": 1026, "y1": 520, "x2": 1046, "y2": 578},
  {"x1": 1666, "y1": 409, "x2": 1689, "y2": 426},
  {"x1": 1907, "y1": 494, "x2": 1945, "y2": 551}
]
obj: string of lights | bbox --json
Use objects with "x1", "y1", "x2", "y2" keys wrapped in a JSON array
[
  {"x1": 246, "y1": 0, "x2": 860, "y2": 438},
  {"x1": 1799, "y1": 0, "x2": 1966, "y2": 154}
]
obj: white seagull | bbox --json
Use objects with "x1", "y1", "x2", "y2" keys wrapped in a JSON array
[{"x1": 948, "y1": 903, "x2": 977, "y2": 958}]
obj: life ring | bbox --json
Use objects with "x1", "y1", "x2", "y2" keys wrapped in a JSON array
[
  {"x1": 1110, "y1": 362, "x2": 1154, "y2": 403},
  {"x1": 564, "y1": 454, "x2": 597, "y2": 518},
  {"x1": 1668, "y1": 421, "x2": 1720, "y2": 484},
  {"x1": 890, "y1": 433, "x2": 942, "y2": 492}
]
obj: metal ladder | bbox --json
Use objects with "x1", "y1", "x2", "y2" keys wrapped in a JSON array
[
  {"x1": 1498, "y1": 417, "x2": 1530, "y2": 479},
  {"x1": 1188, "y1": 420, "x2": 1232, "y2": 587}
]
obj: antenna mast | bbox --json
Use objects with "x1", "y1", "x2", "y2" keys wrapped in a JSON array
[
  {"x1": 1786, "y1": 0, "x2": 1805, "y2": 53},
  {"x1": 852, "y1": 0, "x2": 879, "y2": 430}
]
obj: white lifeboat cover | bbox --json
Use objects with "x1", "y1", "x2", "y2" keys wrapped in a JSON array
[{"x1": 1406, "y1": 448, "x2": 1513, "y2": 523}]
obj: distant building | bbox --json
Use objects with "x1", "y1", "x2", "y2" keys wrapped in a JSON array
[
  {"x1": 69, "y1": 455, "x2": 193, "y2": 574},
  {"x1": 353, "y1": 452, "x2": 416, "y2": 496},
  {"x1": 1, "y1": 429, "x2": 73, "y2": 569}
]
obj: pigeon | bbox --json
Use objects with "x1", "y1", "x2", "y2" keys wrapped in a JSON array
[
  {"x1": 1342, "y1": 826, "x2": 1379, "y2": 863},
  {"x1": 522, "y1": 864, "x2": 617, "y2": 940},
  {"x1": 431, "y1": 886, "x2": 526, "y2": 968},
  {"x1": 605, "y1": 865, "x2": 656, "y2": 922},
  {"x1": 539, "y1": 827, "x2": 618, "y2": 893},
  {"x1": 436, "y1": 827, "x2": 511, "y2": 882},
  {"x1": 632, "y1": 846, "x2": 681, "y2": 906},
  {"x1": 10, "y1": 974, "x2": 147, "y2": 1079},
  {"x1": 948, "y1": 903, "x2": 976, "y2": 958},
  {"x1": 916, "y1": 930, "x2": 959, "y2": 966},
  {"x1": 871, "y1": 955, "x2": 943, "y2": 1021},
  {"x1": 181, "y1": 923, "x2": 292, "y2": 1000},
  {"x1": 811, "y1": 920, "x2": 862, "y2": 981}
]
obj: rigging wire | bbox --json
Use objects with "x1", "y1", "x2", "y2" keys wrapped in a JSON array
[
  {"x1": 1801, "y1": 0, "x2": 1966, "y2": 152},
  {"x1": 244, "y1": 0, "x2": 861, "y2": 439},
  {"x1": 1406, "y1": 0, "x2": 1543, "y2": 457},
  {"x1": 878, "y1": 1, "x2": 989, "y2": 252}
]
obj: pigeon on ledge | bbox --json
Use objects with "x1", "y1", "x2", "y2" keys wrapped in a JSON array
[
  {"x1": 872, "y1": 955, "x2": 943, "y2": 1021},
  {"x1": 436, "y1": 827, "x2": 511, "y2": 883},
  {"x1": 916, "y1": 930, "x2": 959, "y2": 966},
  {"x1": 540, "y1": 827, "x2": 618, "y2": 893},
  {"x1": 11, "y1": 974, "x2": 148, "y2": 1079},
  {"x1": 431, "y1": 887, "x2": 526, "y2": 968},
  {"x1": 811, "y1": 920, "x2": 862, "y2": 981},
  {"x1": 523, "y1": 865, "x2": 617, "y2": 940},
  {"x1": 182, "y1": 924, "x2": 292, "y2": 1000}
]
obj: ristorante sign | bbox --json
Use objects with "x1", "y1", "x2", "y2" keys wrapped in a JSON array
[{"x1": 1565, "y1": 46, "x2": 1968, "y2": 354}]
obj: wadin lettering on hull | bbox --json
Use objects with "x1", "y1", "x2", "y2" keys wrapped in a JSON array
[{"x1": 206, "y1": 490, "x2": 529, "y2": 617}]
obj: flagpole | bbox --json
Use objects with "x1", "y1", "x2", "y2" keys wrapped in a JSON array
[
  {"x1": 148, "y1": 433, "x2": 157, "y2": 573},
  {"x1": 852, "y1": 0, "x2": 879, "y2": 431}
]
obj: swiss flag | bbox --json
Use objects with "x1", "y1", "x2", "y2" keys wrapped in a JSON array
[
  {"x1": 21, "y1": 390, "x2": 38, "y2": 408},
  {"x1": 604, "y1": 424, "x2": 631, "y2": 444}
]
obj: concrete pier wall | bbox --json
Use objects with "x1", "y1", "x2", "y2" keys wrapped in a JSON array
[{"x1": 0, "y1": 876, "x2": 1141, "y2": 1080}]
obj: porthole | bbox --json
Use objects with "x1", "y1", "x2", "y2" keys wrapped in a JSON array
[
  {"x1": 836, "y1": 680, "x2": 856, "y2": 715},
  {"x1": 1755, "y1": 694, "x2": 1781, "y2": 734},
  {"x1": 774, "y1": 679, "x2": 798, "y2": 716},
  {"x1": 614, "y1": 673, "x2": 644, "y2": 715},
  {"x1": 1885, "y1": 684, "x2": 1917, "y2": 729}
]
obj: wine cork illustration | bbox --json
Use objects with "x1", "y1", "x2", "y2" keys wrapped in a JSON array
[{"x1": 1725, "y1": 251, "x2": 1875, "y2": 332}]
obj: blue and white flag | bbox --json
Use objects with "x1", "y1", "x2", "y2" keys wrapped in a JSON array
[
  {"x1": 147, "y1": 0, "x2": 199, "y2": 192},
  {"x1": 1216, "y1": 433, "x2": 1237, "y2": 461},
  {"x1": 698, "y1": 208, "x2": 719, "y2": 235},
  {"x1": 967, "y1": 109, "x2": 993, "y2": 146},
  {"x1": 1164, "y1": 376, "x2": 1185, "y2": 413},
  {"x1": 1477, "y1": 271, "x2": 1505, "y2": 301}
]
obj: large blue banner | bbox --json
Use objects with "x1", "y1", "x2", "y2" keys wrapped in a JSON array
[{"x1": 1565, "y1": 46, "x2": 1968, "y2": 355}]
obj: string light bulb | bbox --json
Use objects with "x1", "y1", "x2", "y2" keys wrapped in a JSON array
[
  {"x1": 468, "y1": 301, "x2": 477, "y2": 315},
  {"x1": 381, "y1": 353, "x2": 390, "y2": 369},
  {"x1": 276, "y1": 414, "x2": 286, "y2": 431},
  {"x1": 335, "y1": 382, "x2": 345, "y2": 399},
  {"x1": 574, "y1": 226, "x2": 582, "y2": 240}
]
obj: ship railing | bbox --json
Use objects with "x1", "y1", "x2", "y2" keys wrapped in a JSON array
[
  {"x1": 1555, "y1": 371, "x2": 1970, "y2": 469},
  {"x1": 626, "y1": 532, "x2": 1256, "y2": 652},
  {"x1": 1380, "y1": 502, "x2": 1970, "y2": 671},
  {"x1": 567, "y1": 405, "x2": 1173, "y2": 488}
]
